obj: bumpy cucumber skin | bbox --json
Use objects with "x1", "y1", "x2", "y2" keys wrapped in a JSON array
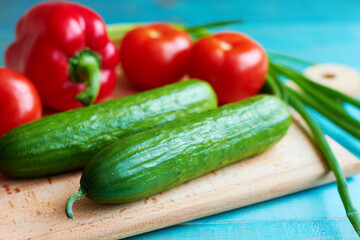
[
  {"x1": 0, "y1": 80, "x2": 217, "y2": 178},
  {"x1": 81, "y1": 95, "x2": 292, "y2": 204}
]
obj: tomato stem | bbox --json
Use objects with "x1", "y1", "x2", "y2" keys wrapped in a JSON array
[
  {"x1": 66, "y1": 185, "x2": 87, "y2": 219},
  {"x1": 69, "y1": 49, "x2": 102, "y2": 106}
]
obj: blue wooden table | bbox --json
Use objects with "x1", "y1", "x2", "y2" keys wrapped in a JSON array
[{"x1": 1, "y1": 0, "x2": 360, "y2": 239}]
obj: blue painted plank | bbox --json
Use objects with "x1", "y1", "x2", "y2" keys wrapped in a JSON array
[
  {"x1": 128, "y1": 175, "x2": 360, "y2": 239},
  {"x1": 0, "y1": 0, "x2": 359, "y2": 239},
  {"x1": 129, "y1": 219, "x2": 356, "y2": 240}
]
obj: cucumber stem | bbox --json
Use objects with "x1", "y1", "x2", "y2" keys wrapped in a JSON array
[{"x1": 66, "y1": 186, "x2": 87, "y2": 219}]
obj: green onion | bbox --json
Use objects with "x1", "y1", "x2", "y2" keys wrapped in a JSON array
[
  {"x1": 106, "y1": 19, "x2": 244, "y2": 45},
  {"x1": 265, "y1": 72, "x2": 282, "y2": 99},
  {"x1": 288, "y1": 93, "x2": 360, "y2": 236},
  {"x1": 268, "y1": 53, "x2": 360, "y2": 108},
  {"x1": 267, "y1": 59, "x2": 360, "y2": 237},
  {"x1": 267, "y1": 51, "x2": 316, "y2": 66},
  {"x1": 185, "y1": 19, "x2": 243, "y2": 38},
  {"x1": 285, "y1": 87, "x2": 360, "y2": 139},
  {"x1": 270, "y1": 62, "x2": 360, "y2": 140},
  {"x1": 268, "y1": 67, "x2": 289, "y2": 104}
]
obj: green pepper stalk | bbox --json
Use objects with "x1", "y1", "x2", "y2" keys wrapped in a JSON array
[{"x1": 68, "y1": 49, "x2": 102, "y2": 106}]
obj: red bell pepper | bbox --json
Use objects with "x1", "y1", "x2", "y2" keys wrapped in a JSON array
[{"x1": 4, "y1": 2, "x2": 119, "y2": 111}]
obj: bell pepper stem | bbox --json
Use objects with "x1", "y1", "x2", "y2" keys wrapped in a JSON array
[
  {"x1": 69, "y1": 49, "x2": 102, "y2": 106},
  {"x1": 65, "y1": 185, "x2": 87, "y2": 219}
]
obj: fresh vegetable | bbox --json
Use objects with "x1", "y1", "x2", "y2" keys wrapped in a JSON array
[
  {"x1": 107, "y1": 19, "x2": 244, "y2": 46},
  {"x1": 188, "y1": 32, "x2": 268, "y2": 104},
  {"x1": 66, "y1": 94, "x2": 291, "y2": 218},
  {"x1": 0, "y1": 80, "x2": 217, "y2": 178},
  {"x1": 4, "y1": 1, "x2": 119, "y2": 111},
  {"x1": 265, "y1": 55, "x2": 360, "y2": 236},
  {"x1": 120, "y1": 23, "x2": 192, "y2": 89},
  {"x1": 0, "y1": 68, "x2": 42, "y2": 137}
]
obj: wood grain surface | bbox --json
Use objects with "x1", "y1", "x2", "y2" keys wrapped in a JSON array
[{"x1": 0, "y1": 73, "x2": 359, "y2": 239}]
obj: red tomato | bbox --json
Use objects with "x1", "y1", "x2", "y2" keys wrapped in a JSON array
[
  {"x1": 0, "y1": 68, "x2": 42, "y2": 137},
  {"x1": 187, "y1": 32, "x2": 268, "y2": 104},
  {"x1": 120, "y1": 23, "x2": 193, "y2": 89}
]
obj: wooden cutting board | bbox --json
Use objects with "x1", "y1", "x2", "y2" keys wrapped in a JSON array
[{"x1": 1, "y1": 72, "x2": 359, "y2": 240}]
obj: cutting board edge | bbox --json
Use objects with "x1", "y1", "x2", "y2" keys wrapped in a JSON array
[{"x1": 113, "y1": 156, "x2": 360, "y2": 239}]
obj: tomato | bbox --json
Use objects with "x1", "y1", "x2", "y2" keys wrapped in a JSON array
[
  {"x1": 187, "y1": 32, "x2": 268, "y2": 104},
  {"x1": 120, "y1": 23, "x2": 193, "y2": 89},
  {"x1": 0, "y1": 68, "x2": 42, "y2": 137}
]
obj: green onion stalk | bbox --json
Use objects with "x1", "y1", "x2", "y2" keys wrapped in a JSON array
[
  {"x1": 105, "y1": 21, "x2": 360, "y2": 236},
  {"x1": 106, "y1": 19, "x2": 244, "y2": 46},
  {"x1": 266, "y1": 54, "x2": 360, "y2": 237}
]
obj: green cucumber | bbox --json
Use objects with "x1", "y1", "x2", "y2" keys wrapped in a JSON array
[
  {"x1": 66, "y1": 94, "x2": 291, "y2": 218},
  {"x1": 0, "y1": 80, "x2": 217, "y2": 178}
]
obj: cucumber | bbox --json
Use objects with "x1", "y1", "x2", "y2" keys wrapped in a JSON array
[
  {"x1": 0, "y1": 80, "x2": 217, "y2": 178},
  {"x1": 66, "y1": 94, "x2": 291, "y2": 218}
]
